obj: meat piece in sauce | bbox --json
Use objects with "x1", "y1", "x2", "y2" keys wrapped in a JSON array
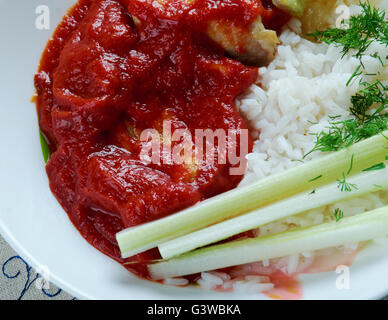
[
  {"x1": 125, "y1": 0, "x2": 287, "y2": 66},
  {"x1": 206, "y1": 16, "x2": 279, "y2": 66}
]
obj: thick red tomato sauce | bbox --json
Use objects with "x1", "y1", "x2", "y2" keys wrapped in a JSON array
[{"x1": 34, "y1": 0, "x2": 287, "y2": 279}]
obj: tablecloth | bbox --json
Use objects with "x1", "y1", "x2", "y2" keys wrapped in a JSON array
[
  {"x1": 0, "y1": 235, "x2": 73, "y2": 300},
  {"x1": 2, "y1": 233, "x2": 388, "y2": 300}
]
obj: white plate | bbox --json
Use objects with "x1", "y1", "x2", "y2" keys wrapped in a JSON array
[{"x1": 1, "y1": 0, "x2": 388, "y2": 300}]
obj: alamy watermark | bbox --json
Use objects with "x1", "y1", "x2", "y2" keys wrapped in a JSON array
[
  {"x1": 138, "y1": 120, "x2": 249, "y2": 175},
  {"x1": 35, "y1": 5, "x2": 50, "y2": 30},
  {"x1": 335, "y1": 265, "x2": 350, "y2": 290},
  {"x1": 335, "y1": 5, "x2": 351, "y2": 29},
  {"x1": 35, "y1": 264, "x2": 51, "y2": 290}
]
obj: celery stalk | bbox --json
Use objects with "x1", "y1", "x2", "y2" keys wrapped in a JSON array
[
  {"x1": 159, "y1": 168, "x2": 388, "y2": 259},
  {"x1": 117, "y1": 132, "x2": 388, "y2": 258},
  {"x1": 149, "y1": 205, "x2": 388, "y2": 279}
]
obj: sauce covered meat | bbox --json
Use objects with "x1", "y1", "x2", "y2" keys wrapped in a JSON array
[{"x1": 34, "y1": 0, "x2": 289, "y2": 279}]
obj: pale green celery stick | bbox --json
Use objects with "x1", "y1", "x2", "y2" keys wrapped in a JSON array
[
  {"x1": 159, "y1": 168, "x2": 388, "y2": 259},
  {"x1": 117, "y1": 132, "x2": 388, "y2": 258},
  {"x1": 149, "y1": 205, "x2": 388, "y2": 279}
]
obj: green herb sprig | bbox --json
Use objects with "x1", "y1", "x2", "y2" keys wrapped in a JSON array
[
  {"x1": 362, "y1": 162, "x2": 386, "y2": 171},
  {"x1": 334, "y1": 208, "x2": 344, "y2": 222},
  {"x1": 305, "y1": 1, "x2": 388, "y2": 156},
  {"x1": 337, "y1": 172, "x2": 358, "y2": 192},
  {"x1": 309, "y1": 1, "x2": 387, "y2": 61}
]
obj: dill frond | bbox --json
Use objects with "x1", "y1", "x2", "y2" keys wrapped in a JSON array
[
  {"x1": 305, "y1": 1, "x2": 388, "y2": 156},
  {"x1": 337, "y1": 172, "x2": 358, "y2": 192},
  {"x1": 334, "y1": 208, "x2": 344, "y2": 222},
  {"x1": 309, "y1": 1, "x2": 387, "y2": 60}
]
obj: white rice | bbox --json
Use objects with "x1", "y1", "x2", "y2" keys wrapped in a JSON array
[
  {"x1": 164, "y1": 277, "x2": 189, "y2": 286},
  {"x1": 197, "y1": 3, "x2": 388, "y2": 292}
]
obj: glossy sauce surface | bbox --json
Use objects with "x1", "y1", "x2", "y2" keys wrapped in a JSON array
[{"x1": 34, "y1": 0, "x2": 287, "y2": 279}]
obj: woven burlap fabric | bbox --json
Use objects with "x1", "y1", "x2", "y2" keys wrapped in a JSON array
[{"x1": 0, "y1": 235, "x2": 73, "y2": 300}]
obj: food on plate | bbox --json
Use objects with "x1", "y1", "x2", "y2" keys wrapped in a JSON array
[
  {"x1": 34, "y1": 0, "x2": 388, "y2": 299},
  {"x1": 130, "y1": 0, "x2": 289, "y2": 66}
]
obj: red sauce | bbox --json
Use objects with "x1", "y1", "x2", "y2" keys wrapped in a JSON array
[{"x1": 34, "y1": 0, "x2": 288, "y2": 280}]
